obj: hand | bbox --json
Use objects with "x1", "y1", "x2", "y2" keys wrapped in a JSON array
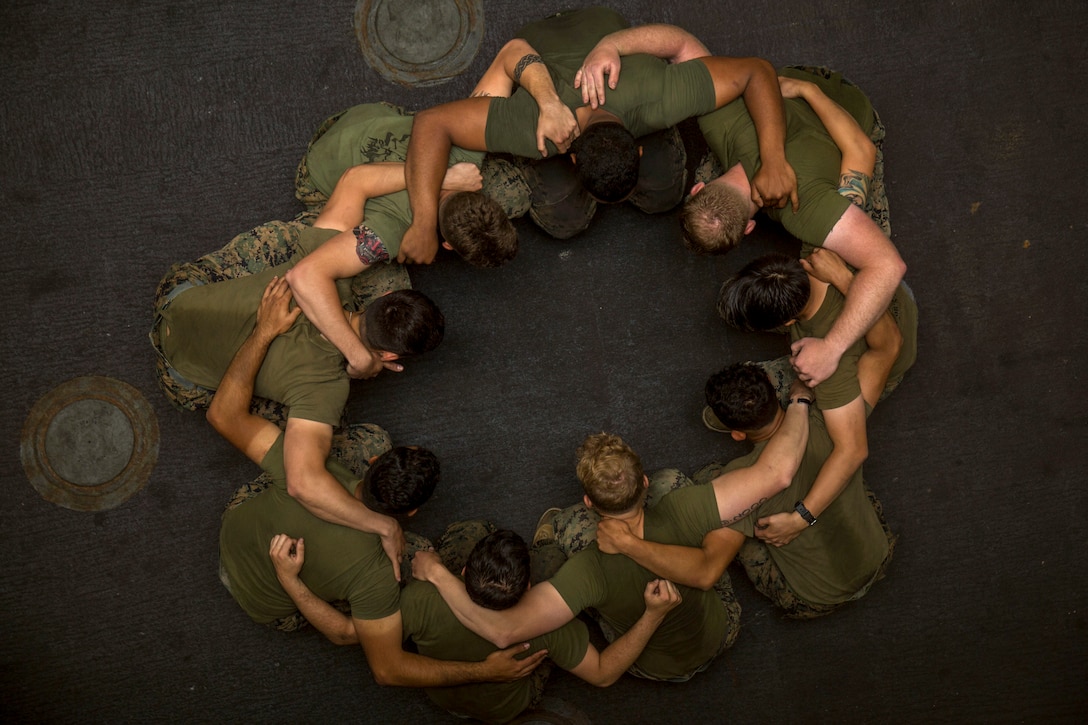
[
  {"x1": 441, "y1": 162, "x2": 483, "y2": 192},
  {"x1": 751, "y1": 158, "x2": 799, "y2": 212},
  {"x1": 754, "y1": 512, "x2": 807, "y2": 547},
  {"x1": 255, "y1": 276, "x2": 301, "y2": 340},
  {"x1": 481, "y1": 643, "x2": 549, "y2": 682},
  {"x1": 379, "y1": 521, "x2": 406, "y2": 582},
  {"x1": 535, "y1": 99, "x2": 579, "y2": 157},
  {"x1": 345, "y1": 347, "x2": 385, "y2": 380},
  {"x1": 397, "y1": 222, "x2": 439, "y2": 265},
  {"x1": 643, "y1": 579, "x2": 682, "y2": 618},
  {"x1": 790, "y1": 336, "x2": 844, "y2": 388},
  {"x1": 596, "y1": 517, "x2": 640, "y2": 555},
  {"x1": 777, "y1": 75, "x2": 815, "y2": 100},
  {"x1": 801, "y1": 247, "x2": 853, "y2": 290},
  {"x1": 574, "y1": 42, "x2": 621, "y2": 109},
  {"x1": 410, "y1": 550, "x2": 445, "y2": 583},
  {"x1": 269, "y1": 534, "x2": 304, "y2": 580}
]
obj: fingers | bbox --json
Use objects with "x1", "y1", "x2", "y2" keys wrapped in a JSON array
[
  {"x1": 537, "y1": 131, "x2": 548, "y2": 158},
  {"x1": 790, "y1": 188, "x2": 800, "y2": 212}
]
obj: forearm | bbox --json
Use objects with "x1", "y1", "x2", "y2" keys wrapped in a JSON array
[
  {"x1": 599, "y1": 24, "x2": 709, "y2": 62},
  {"x1": 427, "y1": 566, "x2": 528, "y2": 647},
  {"x1": 798, "y1": 85, "x2": 875, "y2": 174},
  {"x1": 801, "y1": 444, "x2": 866, "y2": 519},
  {"x1": 207, "y1": 327, "x2": 272, "y2": 425},
  {"x1": 372, "y1": 649, "x2": 492, "y2": 688},
  {"x1": 589, "y1": 609, "x2": 665, "y2": 686},
  {"x1": 742, "y1": 60, "x2": 789, "y2": 169},
  {"x1": 277, "y1": 574, "x2": 357, "y2": 645},
  {"x1": 619, "y1": 538, "x2": 720, "y2": 590},
  {"x1": 823, "y1": 264, "x2": 902, "y2": 355},
  {"x1": 405, "y1": 109, "x2": 453, "y2": 232}
]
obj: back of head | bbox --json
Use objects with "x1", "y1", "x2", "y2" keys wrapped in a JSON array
[
  {"x1": 361, "y1": 446, "x2": 440, "y2": 515},
  {"x1": 717, "y1": 253, "x2": 810, "y2": 331},
  {"x1": 570, "y1": 122, "x2": 639, "y2": 203},
  {"x1": 575, "y1": 432, "x2": 644, "y2": 515},
  {"x1": 464, "y1": 529, "x2": 530, "y2": 610},
  {"x1": 438, "y1": 191, "x2": 518, "y2": 268},
  {"x1": 704, "y1": 363, "x2": 779, "y2": 433},
  {"x1": 363, "y1": 289, "x2": 445, "y2": 356},
  {"x1": 681, "y1": 183, "x2": 750, "y2": 254}
]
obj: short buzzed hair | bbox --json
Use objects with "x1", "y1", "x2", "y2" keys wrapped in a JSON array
[{"x1": 681, "y1": 183, "x2": 750, "y2": 254}]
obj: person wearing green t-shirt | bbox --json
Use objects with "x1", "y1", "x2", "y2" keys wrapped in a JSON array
[
  {"x1": 410, "y1": 414, "x2": 810, "y2": 683},
  {"x1": 711, "y1": 247, "x2": 913, "y2": 546},
  {"x1": 402, "y1": 7, "x2": 797, "y2": 261},
  {"x1": 214, "y1": 278, "x2": 545, "y2": 688},
  {"x1": 683, "y1": 68, "x2": 907, "y2": 390},
  {"x1": 155, "y1": 170, "x2": 446, "y2": 582}
]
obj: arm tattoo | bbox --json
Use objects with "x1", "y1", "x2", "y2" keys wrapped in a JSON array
[
  {"x1": 838, "y1": 169, "x2": 872, "y2": 209},
  {"x1": 513, "y1": 53, "x2": 543, "y2": 84},
  {"x1": 720, "y1": 496, "x2": 770, "y2": 526}
]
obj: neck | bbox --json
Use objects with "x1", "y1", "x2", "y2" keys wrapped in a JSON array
[
  {"x1": 799, "y1": 275, "x2": 828, "y2": 321},
  {"x1": 602, "y1": 504, "x2": 646, "y2": 538},
  {"x1": 574, "y1": 106, "x2": 622, "y2": 130},
  {"x1": 747, "y1": 408, "x2": 787, "y2": 443},
  {"x1": 710, "y1": 163, "x2": 759, "y2": 218}
]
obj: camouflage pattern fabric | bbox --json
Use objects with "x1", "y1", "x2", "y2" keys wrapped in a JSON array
[
  {"x1": 151, "y1": 216, "x2": 409, "y2": 415},
  {"x1": 735, "y1": 482, "x2": 897, "y2": 620},
  {"x1": 627, "y1": 125, "x2": 687, "y2": 214},
  {"x1": 481, "y1": 153, "x2": 532, "y2": 219}
]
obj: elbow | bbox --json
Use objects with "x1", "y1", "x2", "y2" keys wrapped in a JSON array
[
  {"x1": 283, "y1": 264, "x2": 309, "y2": 302},
  {"x1": 205, "y1": 403, "x2": 226, "y2": 436},
  {"x1": 369, "y1": 664, "x2": 397, "y2": 687}
]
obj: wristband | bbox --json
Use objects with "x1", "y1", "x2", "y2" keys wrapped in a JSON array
[
  {"x1": 794, "y1": 500, "x2": 817, "y2": 526},
  {"x1": 788, "y1": 397, "x2": 812, "y2": 406},
  {"x1": 513, "y1": 54, "x2": 543, "y2": 83}
]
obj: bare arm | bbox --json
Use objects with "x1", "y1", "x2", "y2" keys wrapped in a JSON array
[
  {"x1": 575, "y1": 24, "x2": 711, "y2": 107},
  {"x1": 567, "y1": 579, "x2": 681, "y2": 687},
  {"x1": 470, "y1": 38, "x2": 577, "y2": 156},
  {"x1": 356, "y1": 612, "x2": 547, "y2": 687},
  {"x1": 283, "y1": 417, "x2": 405, "y2": 581},
  {"x1": 269, "y1": 535, "x2": 358, "y2": 645},
  {"x1": 411, "y1": 551, "x2": 575, "y2": 648},
  {"x1": 711, "y1": 391, "x2": 811, "y2": 523},
  {"x1": 402, "y1": 98, "x2": 492, "y2": 264},
  {"x1": 778, "y1": 75, "x2": 876, "y2": 189},
  {"x1": 206, "y1": 276, "x2": 300, "y2": 464},
  {"x1": 790, "y1": 205, "x2": 906, "y2": 386},
  {"x1": 699, "y1": 56, "x2": 797, "y2": 211},
  {"x1": 598, "y1": 523, "x2": 745, "y2": 591}
]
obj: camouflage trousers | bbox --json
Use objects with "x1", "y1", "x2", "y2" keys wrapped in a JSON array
[
  {"x1": 546, "y1": 467, "x2": 741, "y2": 679},
  {"x1": 735, "y1": 482, "x2": 897, "y2": 620},
  {"x1": 150, "y1": 216, "x2": 410, "y2": 416},
  {"x1": 218, "y1": 423, "x2": 432, "y2": 633},
  {"x1": 693, "y1": 66, "x2": 891, "y2": 238}
]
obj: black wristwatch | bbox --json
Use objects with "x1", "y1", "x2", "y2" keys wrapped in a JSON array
[
  {"x1": 788, "y1": 397, "x2": 812, "y2": 406},
  {"x1": 794, "y1": 500, "x2": 817, "y2": 526}
]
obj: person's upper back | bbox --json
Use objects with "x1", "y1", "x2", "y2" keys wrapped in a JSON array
[
  {"x1": 724, "y1": 409, "x2": 890, "y2": 605},
  {"x1": 546, "y1": 484, "x2": 730, "y2": 680},
  {"x1": 219, "y1": 433, "x2": 400, "y2": 623},
  {"x1": 698, "y1": 67, "x2": 877, "y2": 250},
  {"x1": 159, "y1": 226, "x2": 352, "y2": 425},
  {"x1": 399, "y1": 578, "x2": 590, "y2": 723},
  {"x1": 486, "y1": 7, "x2": 716, "y2": 157}
]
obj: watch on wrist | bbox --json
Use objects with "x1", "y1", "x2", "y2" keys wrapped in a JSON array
[
  {"x1": 789, "y1": 397, "x2": 812, "y2": 406},
  {"x1": 794, "y1": 500, "x2": 817, "y2": 526}
]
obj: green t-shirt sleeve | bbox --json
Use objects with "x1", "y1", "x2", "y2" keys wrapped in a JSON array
[
  {"x1": 348, "y1": 546, "x2": 401, "y2": 620},
  {"x1": 258, "y1": 433, "x2": 288, "y2": 485},
  {"x1": 485, "y1": 91, "x2": 546, "y2": 158},
  {"x1": 547, "y1": 549, "x2": 607, "y2": 616},
  {"x1": 540, "y1": 619, "x2": 591, "y2": 672}
]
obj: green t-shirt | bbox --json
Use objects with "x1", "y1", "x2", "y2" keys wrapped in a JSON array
[
  {"x1": 485, "y1": 7, "x2": 717, "y2": 158},
  {"x1": 399, "y1": 580, "x2": 590, "y2": 724},
  {"x1": 219, "y1": 434, "x2": 400, "y2": 623},
  {"x1": 159, "y1": 226, "x2": 351, "y2": 426},
  {"x1": 698, "y1": 67, "x2": 877, "y2": 252},
  {"x1": 795, "y1": 281, "x2": 919, "y2": 410},
  {"x1": 725, "y1": 409, "x2": 890, "y2": 606},
  {"x1": 305, "y1": 103, "x2": 484, "y2": 258},
  {"x1": 547, "y1": 484, "x2": 731, "y2": 680}
]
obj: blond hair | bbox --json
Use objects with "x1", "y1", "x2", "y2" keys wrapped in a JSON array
[
  {"x1": 680, "y1": 184, "x2": 750, "y2": 254},
  {"x1": 575, "y1": 433, "x2": 645, "y2": 514}
]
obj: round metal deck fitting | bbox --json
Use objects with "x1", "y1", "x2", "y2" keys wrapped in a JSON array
[
  {"x1": 354, "y1": 0, "x2": 484, "y2": 87},
  {"x1": 21, "y1": 376, "x2": 159, "y2": 511}
]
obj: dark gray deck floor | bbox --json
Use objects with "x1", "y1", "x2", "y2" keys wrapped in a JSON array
[{"x1": 2, "y1": 1, "x2": 1085, "y2": 722}]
